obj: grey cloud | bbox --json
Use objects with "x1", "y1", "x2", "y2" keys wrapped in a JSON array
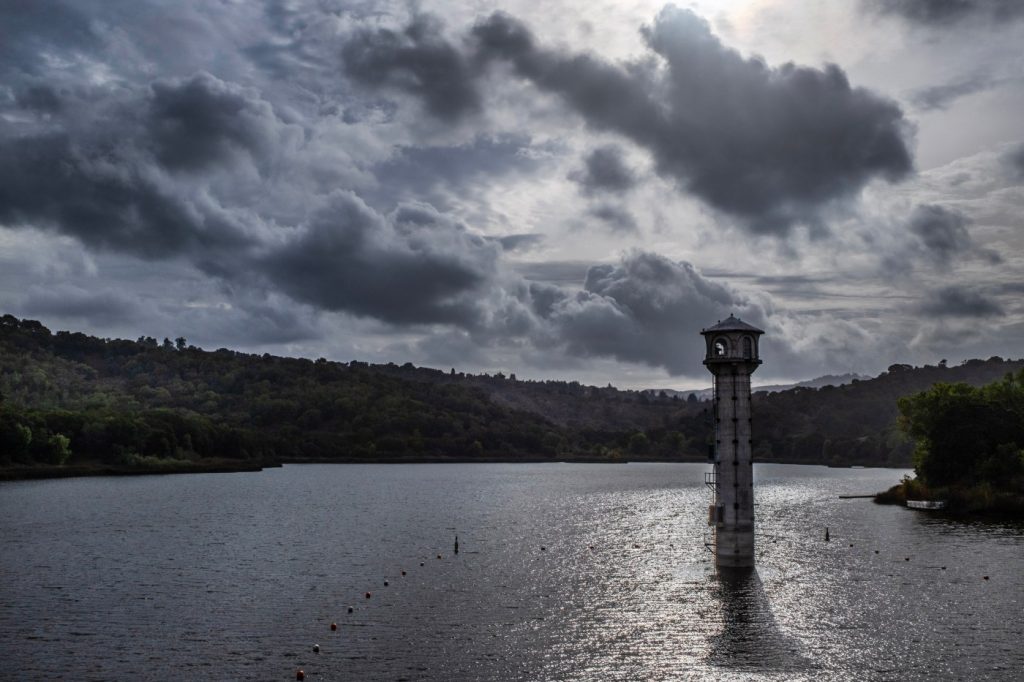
[
  {"x1": 473, "y1": 7, "x2": 912, "y2": 234},
  {"x1": 0, "y1": 132, "x2": 254, "y2": 260},
  {"x1": 494, "y1": 233, "x2": 544, "y2": 252},
  {"x1": 15, "y1": 84, "x2": 64, "y2": 113},
  {"x1": 589, "y1": 205, "x2": 638, "y2": 233},
  {"x1": 0, "y1": 70, "x2": 308, "y2": 265},
  {"x1": 147, "y1": 73, "x2": 288, "y2": 173},
  {"x1": 918, "y1": 286, "x2": 1004, "y2": 317},
  {"x1": 547, "y1": 251, "x2": 761, "y2": 374},
  {"x1": 261, "y1": 193, "x2": 500, "y2": 326},
  {"x1": 1007, "y1": 144, "x2": 1024, "y2": 180},
  {"x1": 341, "y1": 13, "x2": 480, "y2": 122},
  {"x1": 515, "y1": 260, "x2": 593, "y2": 286},
  {"x1": 866, "y1": 0, "x2": 1024, "y2": 25},
  {"x1": 17, "y1": 287, "x2": 143, "y2": 327},
  {"x1": 569, "y1": 145, "x2": 637, "y2": 194},
  {"x1": 907, "y1": 204, "x2": 972, "y2": 265},
  {"x1": 910, "y1": 76, "x2": 994, "y2": 111},
  {"x1": 0, "y1": 71, "x2": 511, "y2": 332},
  {"x1": 0, "y1": 0, "x2": 98, "y2": 79},
  {"x1": 905, "y1": 203, "x2": 1002, "y2": 268},
  {"x1": 371, "y1": 134, "x2": 542, "y2": 203}
]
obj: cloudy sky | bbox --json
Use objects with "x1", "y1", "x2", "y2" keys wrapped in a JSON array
[{"x1": 2, "y1": 0, "x2": 1023, "y2": 389}]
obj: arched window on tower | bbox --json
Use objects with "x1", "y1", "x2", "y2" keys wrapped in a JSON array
[
  {"x1": 742, "y1": 336, "x2": 753, "y2": 359},
  {"x1": 714, "y1": 338, "x2": 728, "y2": 357}
]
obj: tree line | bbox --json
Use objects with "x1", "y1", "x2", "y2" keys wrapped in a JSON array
[{"x1": 2, "y1": 313, "x2": 1022, "y2": 472}]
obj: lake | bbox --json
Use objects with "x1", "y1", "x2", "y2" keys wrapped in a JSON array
[{"x1": 1, "y1": 463, "x2": 1022, "y2": 680}]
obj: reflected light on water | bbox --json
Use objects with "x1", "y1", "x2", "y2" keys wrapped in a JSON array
[{"x1": 1, "y1": 463, "x2": 1022, "y2": 680}]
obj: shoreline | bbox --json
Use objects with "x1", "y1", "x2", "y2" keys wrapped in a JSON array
[
  {"x1": 0, "y1": 456, "x2": 910, "y2": 481},
  {"x1": 0, "y1": 459, "x2": 275, "y2": 481},
  {"x1": 874, "y1": 480, "x2": 1024, "y2": 519}
]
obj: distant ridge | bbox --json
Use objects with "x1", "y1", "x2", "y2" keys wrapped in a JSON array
[{"x1": 649, "y1": 373, "x2": 871, "y2": 402}]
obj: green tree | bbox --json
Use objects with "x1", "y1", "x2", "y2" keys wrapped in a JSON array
[
  {"x1": 44, "y1": 434, "x2": 72, "y2": 465},
  {"x1": 898, "y1": 371, "x2": 1024, "y2": 487},
  {"x1": 628, "y1": 431, "x2": 649, "y2": 455}
]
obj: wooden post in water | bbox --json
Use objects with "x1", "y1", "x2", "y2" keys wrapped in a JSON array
[{"x1": 702, "y1": 315, "x2": 764, "y2": 569}]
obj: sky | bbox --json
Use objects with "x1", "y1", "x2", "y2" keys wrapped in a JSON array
[{"x1": 1, "y1": 0, "x2": 1023, "y2": 390}]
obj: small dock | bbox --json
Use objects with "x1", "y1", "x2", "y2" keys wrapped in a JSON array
[{"x1": 907, "y1": 499, "x2": 946, "y2": 510}]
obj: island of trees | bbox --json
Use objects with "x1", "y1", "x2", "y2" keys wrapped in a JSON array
[
  {"x1": 2, "y1": 314, "x2": 1022, "y2": 481},
  {"x1": 876, "y1": 369, "x2": 1024, "y2": 516}
]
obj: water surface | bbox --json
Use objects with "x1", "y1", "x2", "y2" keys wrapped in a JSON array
[{"x1": 2, "y1": 463, "x2": 1021, "y2": 680}]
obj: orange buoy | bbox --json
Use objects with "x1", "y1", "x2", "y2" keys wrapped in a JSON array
[
  {"x1": 633, "y1": 544, "x2": 640, "y2": 549},
  {"x1": 540, "y1": 546, "x2": 546, "y2": 551},
  {"x1": 401, "y1": 570, "x2": 406, "y2": 576},
  {"x1": 905, "y1": 557, "x2": 910, "y2": 561},
  {"x1": 983, "y1": 576, "x2": 989, "y2": 580},
  {"x1": 588, "y1": 545, "x2": 594, "y2": 550},
  {"x1": 313, "y1": 644, "x2": 320, "y2": 654},
  {"x1": 384, "y1": 580, "x2": 389, "y2": 586},
  {"x1": 365, "y1": 591, "x2": 372, "y2": 599},
  {"x1": 874, "y1": 550, "x2": 879, "y2": 554},
  {"x1": 419, "y1": 562, "x2": 425, "y2": 566},
  {"x1": 330, "y1": 622, "x2": 337, "y2": 631},
  {"x1": 296, "y1": 669, "x2": 305, "y2": 681},
  {"x1": 347, "y1": 606, "x2": 353, "y2": 613},
  {"x1": 941, "y1": 566, "x2": 947, "y2": 570},
  {"x1": 437, "y1": 554, "x2": 442, "y2": 559}
]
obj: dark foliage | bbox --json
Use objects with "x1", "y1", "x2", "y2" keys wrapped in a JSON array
[{"x1": 2, "y1": 313, "x2": 1021, "y2": 471}]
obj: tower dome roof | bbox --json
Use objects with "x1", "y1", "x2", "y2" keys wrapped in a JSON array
[{"x1": 701, "y1": 314, "x2": 764, "y2": 335}]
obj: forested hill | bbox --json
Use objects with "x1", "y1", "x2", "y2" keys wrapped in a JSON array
[
  {"x1": 0, "y1": 314, "x2": 686, "y2": 470},
  {"x1": 1, "y1": 313, "x2": 1022, "y2": 474},
  {"x1": 748, "y1": 359, "x2": 1024, "y2": 466}
]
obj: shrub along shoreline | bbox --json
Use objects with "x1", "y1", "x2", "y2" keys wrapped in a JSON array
[{"x1": 875, "y1": 369, "x2": 1024, "y2": 518}]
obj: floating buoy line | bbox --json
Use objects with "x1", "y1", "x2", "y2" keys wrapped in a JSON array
[{"x1": 291, "y1": 529, "x2": 992, "y2": 678}]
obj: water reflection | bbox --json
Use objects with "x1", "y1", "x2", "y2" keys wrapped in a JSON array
[{"x1": 707, "y1": 568, "x2": 813, "y2": 673}]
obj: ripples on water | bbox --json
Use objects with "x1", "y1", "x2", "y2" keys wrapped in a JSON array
[{"x1": 1, "y1": 463, "x2": 1022, "y2": 680}]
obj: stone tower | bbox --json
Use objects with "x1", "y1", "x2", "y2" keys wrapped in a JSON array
[{"x1": 702, "y1": 315, "x2": 764, "y2": 569}]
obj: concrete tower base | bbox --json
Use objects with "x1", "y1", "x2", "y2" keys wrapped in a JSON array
[{"x1": 714, "y1": 527, "x2": 755, "y2": 569}]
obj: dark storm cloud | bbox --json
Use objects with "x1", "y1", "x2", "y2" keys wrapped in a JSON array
[
  {"x1": 546, "y1": 251, "x2": 761, "y2": 374},
  {"x1": 569, "y1": 145, "x2": 637, "y2": 194},
  {"x1": 0, "y1": 0, "x2": 98, "y2": 78},
  {"x1": 261, "y1": 193, "x2": 500, "y2": 326},
  {"x1": 0, "y1": 132, "x2": 254, "y2": 260},
  {"x1": 147, "y1": 73, "x2": 284, "y2": 172},
  {"x1": 918, "y1": 286, "x2": 1004, "y2": 317},
  {"x1": 15, "y1": 85, "x2": 64, "y2": 113},
  {"x1": 866, "y1": 0, "x2": 1024, "y2": 25},
  {"x1": 589, "y1": 205, "x2": 638, "y2": 233},
  {"x1": 471, "y1": 7, "x2": 912, "y2": 234},
  {"x1": 0, "y1": 70, "x2": 308, "y2": 266},
  {"x1": 341, "y1": 13, "x2": 480, "y2": 122},
  {"x1": 0, "y1": 62, "x2": 508, "y2": 332},
  {"x1": 907, "y1": 203, "x2": 977, "y2": 266}
]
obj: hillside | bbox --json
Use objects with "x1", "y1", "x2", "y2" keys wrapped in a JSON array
[
  {"x1": 2, "y1": 314, "x2": 1021, "y2": 475},
  {"x1": 749, "y1": 360, "x2": 1024, "y2": 466},
  {"x1": 0, "y1": 315, "x2": 690, "y2": 473}
]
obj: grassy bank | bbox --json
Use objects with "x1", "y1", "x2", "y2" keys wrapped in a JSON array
[
  {"x1": 0, "y1": 458, "x2": 275, "y2": 481},
  {"x1": 875, "y1": 478, "x2": 1024, "y2": 517}
]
